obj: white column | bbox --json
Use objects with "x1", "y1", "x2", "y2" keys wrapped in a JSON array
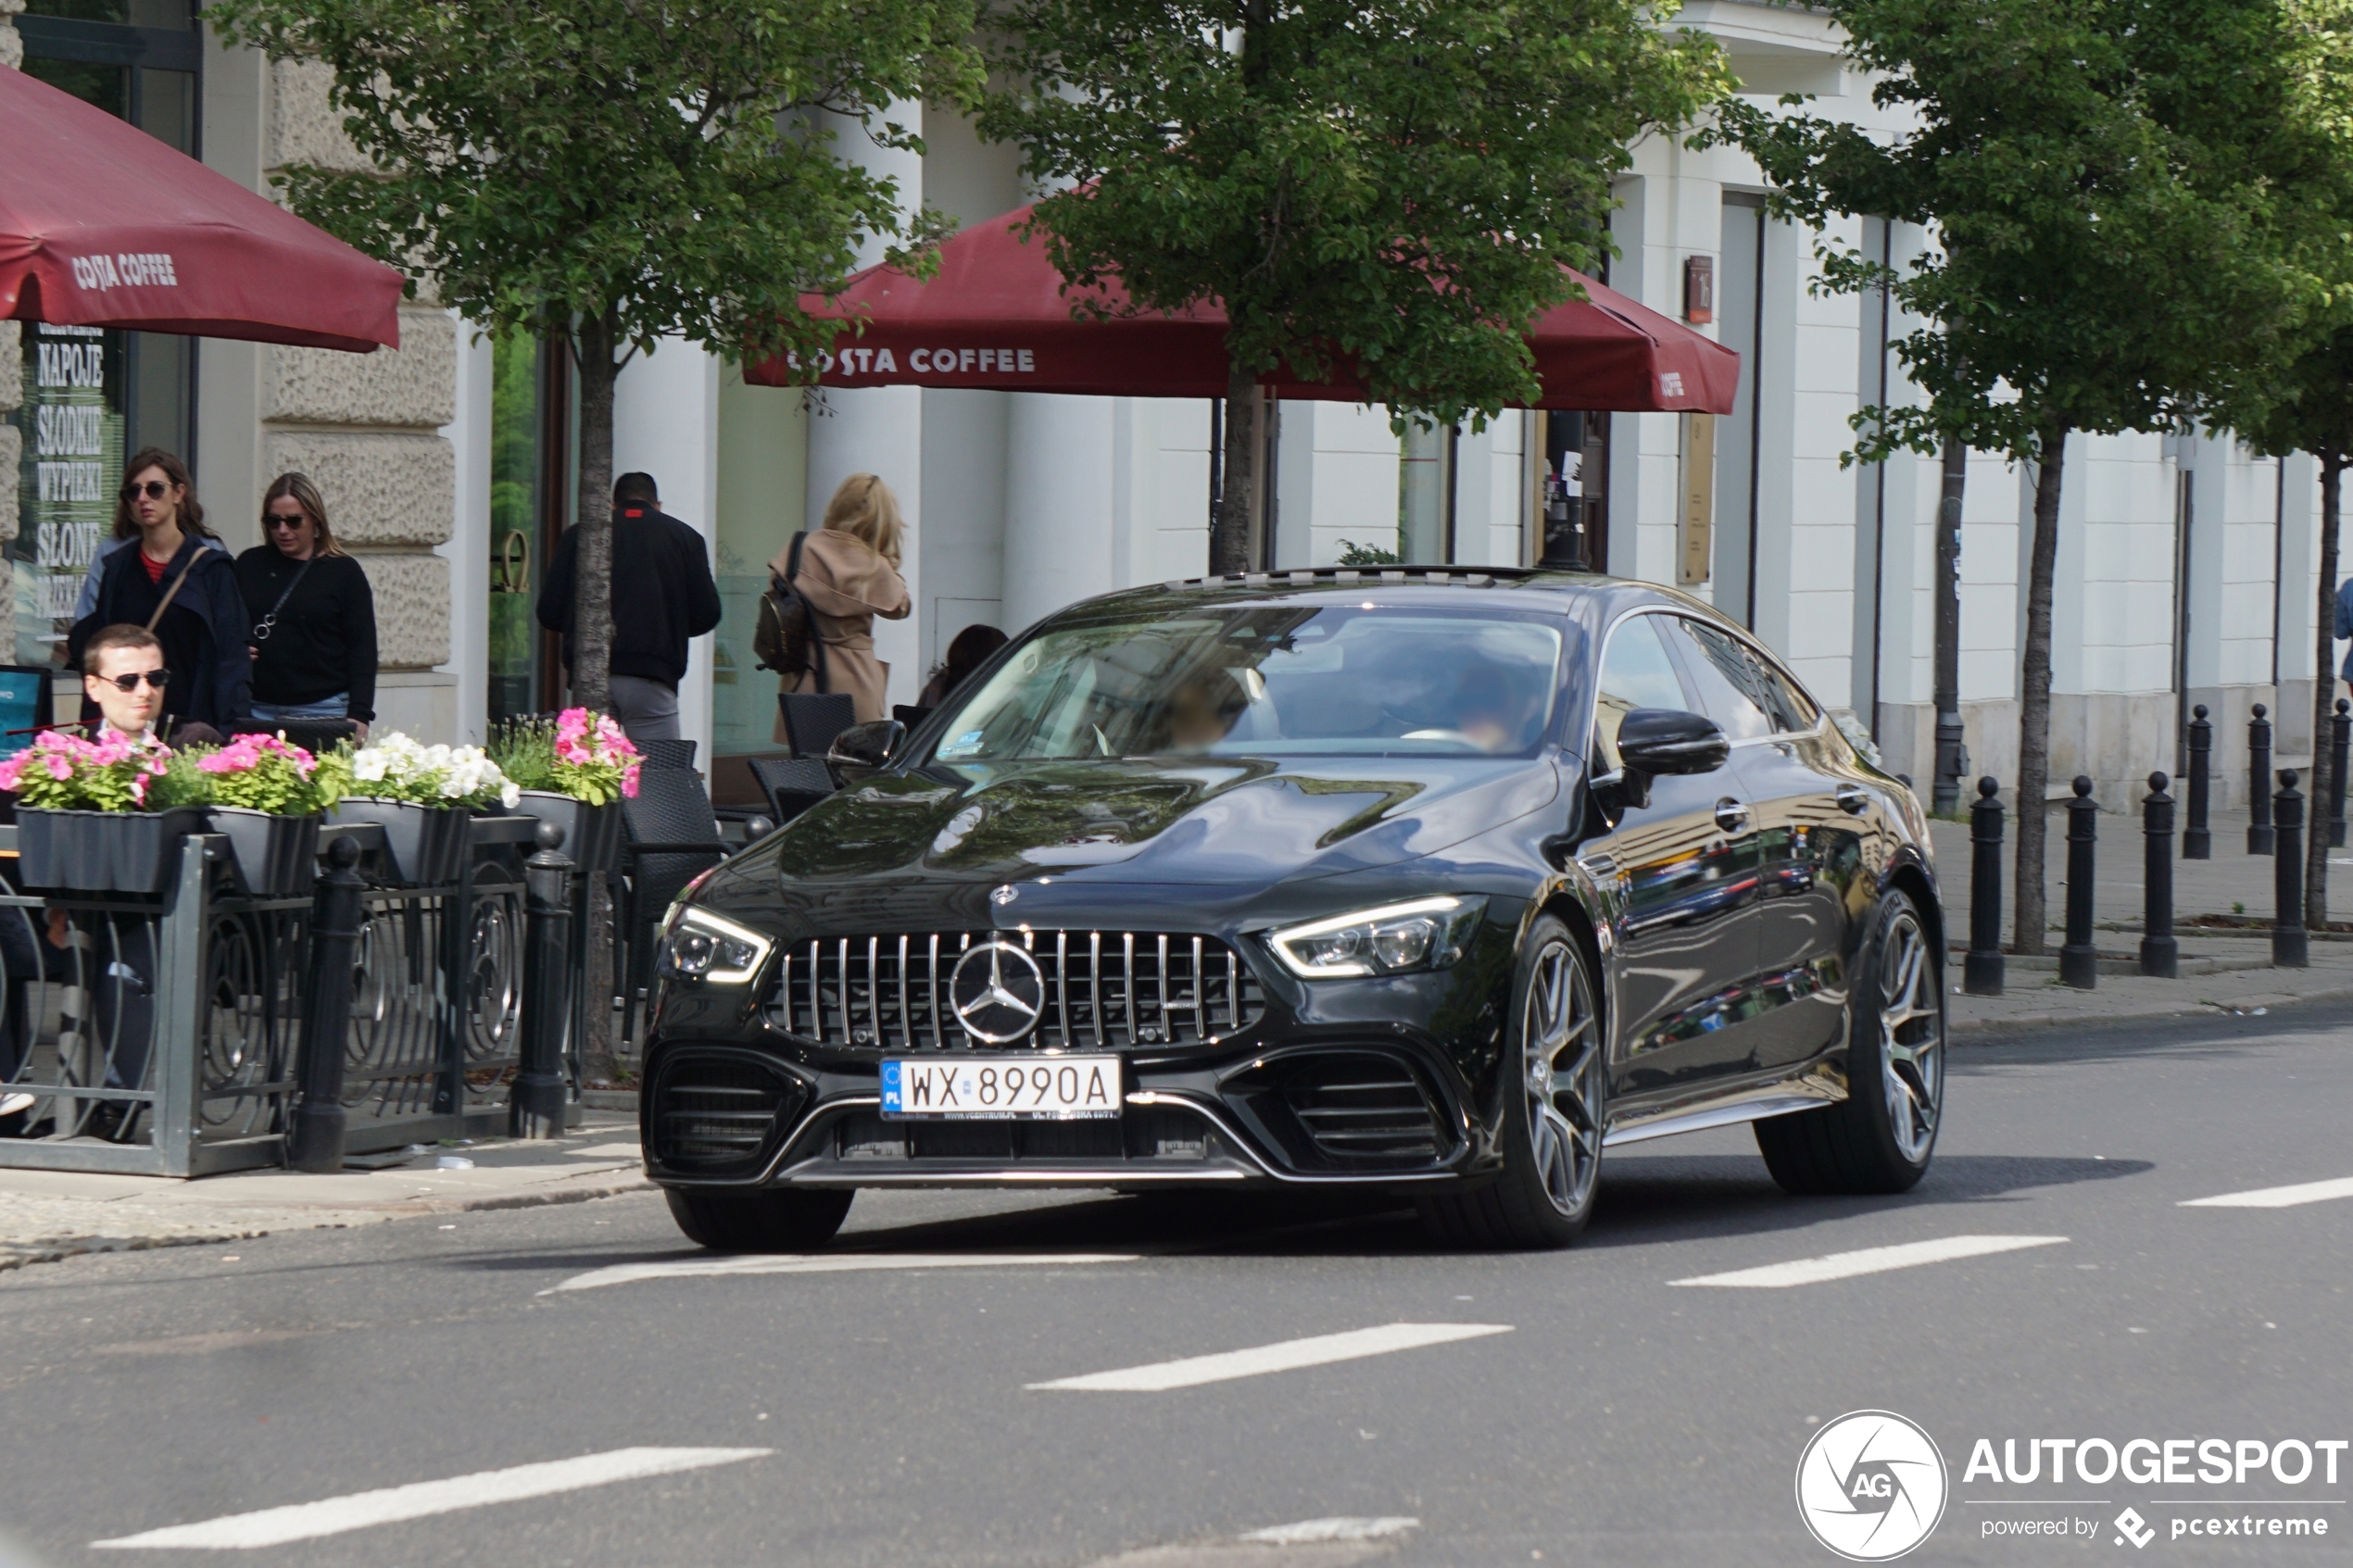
[
  {"x1": 1003, "y1": 393, "x2": 1116, "y2": 633},
  {"x1": 611, "y1": 338, "x2": 722, "y2": 762},
  {"x1": 437, "y1": 314, "x2": 494, "y2": 743}
]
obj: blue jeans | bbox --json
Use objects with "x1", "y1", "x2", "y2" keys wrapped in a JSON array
[{"x1": 250, "y1": 695, "x2": 350, "y2": 724}]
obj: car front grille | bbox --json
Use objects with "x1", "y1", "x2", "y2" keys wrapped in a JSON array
[{"x1": 763, "y1": 931, "x2": 1265, "y2": 1050}]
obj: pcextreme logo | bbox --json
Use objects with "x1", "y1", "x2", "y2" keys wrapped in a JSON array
[{"x1": 1795, "y1": 1411, "x2": 1951, "y2": 1562}]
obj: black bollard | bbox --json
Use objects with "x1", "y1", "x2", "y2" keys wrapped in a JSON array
[
  {"x1": 2248, "y1": 703, "x2": 2274, "y2": 855},
  {"x1": 288, "y1": 834, "x2": 367, "y2": 1173},
  {"x1": 2183, "y1": 704, "x2": 2213, "y2": 859},
  {"x1": 2141, "y1": 771, "x2": 2177, "y2": 979},
  {"x1": 2274, "y1": 771, "x2": 2309, "y2": 969},
  {"x1": 2060, "y1": 776, "x2": 2100, "y2": 990},
  {"x1": 2332, "y1": 699, "x2": 2350, "y2": 850},
  {"x1": 1966, "y1": 776, "x2": 2006, "y2": 996},
  {"x1": 510, "y1": 822, "x2": 576, "y2": 1139}
]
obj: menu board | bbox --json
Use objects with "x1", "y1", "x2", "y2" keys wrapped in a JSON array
[{"x1": 12, "y1": 323, "x2": 125, "y2": 666}]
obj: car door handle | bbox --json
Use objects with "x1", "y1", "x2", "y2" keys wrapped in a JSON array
[
  {"x1": 1835, "y1": 784, "x2": 1869, "y2": 815},
  {"x1": 1714, "y1": 798, "x2": 1752, "y2": 834}
]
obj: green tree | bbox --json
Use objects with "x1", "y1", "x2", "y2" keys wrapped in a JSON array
[
  {"x1": 1727, "y1": 0, "x2": 2328, "y2": 954},
  {"x1": 2237, "y1": 333, "x2": 2353, "y2": 930},
  {"x1": 209, "y1": 0, "x2": 981, "y2": 712},
  {"x1": 978, "y1": 0, "x2": 1730, "y2": 575}
]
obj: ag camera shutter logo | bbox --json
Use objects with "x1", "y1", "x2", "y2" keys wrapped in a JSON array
[{"x1": 1795, "y1": 1411, "x2": 1949, "y2": 1561}]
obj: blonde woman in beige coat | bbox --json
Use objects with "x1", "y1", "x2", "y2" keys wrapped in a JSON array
[{"x1": 771, "y1": 473, "x2": 912, "y2": 739}]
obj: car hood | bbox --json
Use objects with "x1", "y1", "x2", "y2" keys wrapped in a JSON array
[{"x1": 734, "y1": 756, "x2": 1559, "y2": 897}]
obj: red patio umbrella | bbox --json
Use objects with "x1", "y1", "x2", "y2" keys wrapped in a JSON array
[
  {"x1": 0, "y1": 66, "x2": 402, "y2": 352},
  {"x1": 746, "y1": 202, "x2": 1735, "y2": 414}
]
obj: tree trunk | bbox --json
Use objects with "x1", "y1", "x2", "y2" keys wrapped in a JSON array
[
  {"x1": 571, "y1": 310, "x2": 620, "y2": 715},
  {"x1": 2307, "y1": 449, "x2": 2344, "y2": 930},
  {"x1": 2013, "y1": 422, "x2": 2069, "y2": 957},
  {"x1": 1931, "y1": 435, "x2": 1967, "y2": 814},
  {"x1": 569, "y1": 311, "x2": 622, "y2": 1086},
  {"x1": 1213, "y1": 357, "x2": 1259, "y2": 576}
]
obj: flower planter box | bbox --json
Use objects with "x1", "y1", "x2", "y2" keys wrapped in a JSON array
[
  {"x1": 517, "y1": 791, "x2": 621, "y2": 879},
  {"x1": 208, "y1": 808, "x2": 322, "y2": 897},
  {"x1": 329, "y1": 797, "x2": 472, "y2": 887},
  {"x1": 15, "y1": 807, "x2": 208, "y2": 896}
]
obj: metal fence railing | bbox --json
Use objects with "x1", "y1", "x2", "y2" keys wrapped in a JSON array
[{"x1": 0, "y1": 814, "x2": 543, "y2": 1177}]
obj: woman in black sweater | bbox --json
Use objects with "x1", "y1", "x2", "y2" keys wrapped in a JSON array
[{"x1": 235, "y1": 473, "x2": 378, "y2": 735}]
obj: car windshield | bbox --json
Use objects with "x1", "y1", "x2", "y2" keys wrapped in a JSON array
[{"x1": 928, "y1": 606, "x2": 1564, "y2": 761}]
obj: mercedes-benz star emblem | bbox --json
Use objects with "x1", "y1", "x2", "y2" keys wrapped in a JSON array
[
  {"x1": 949, "y1": 940, "x2": 1047, "y2": 1043},
  {"x1": 990, "y1": 884, "x2": 1017, "y2": 906}
]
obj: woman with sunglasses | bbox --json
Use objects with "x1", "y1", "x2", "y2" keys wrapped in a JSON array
[
  {"x1": 235, "y1": 473, "x2": 376, "y2": 739},
  {"x1": 66, "y1": 448, "x2": 250, "y2": 735}
]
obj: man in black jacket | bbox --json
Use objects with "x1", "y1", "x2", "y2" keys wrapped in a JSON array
[{"x1": 537, "y1": 472, "x2": 724, "y2": 745}]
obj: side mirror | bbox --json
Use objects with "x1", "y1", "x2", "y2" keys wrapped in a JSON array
[
  {"x1": 826, "y1": 719, "x2": 905, "y2": 786},
  {"x1": 1615, "y1": 708, "x2": 1730, "y2": 776}
]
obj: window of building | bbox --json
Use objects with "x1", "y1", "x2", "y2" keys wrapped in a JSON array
[
  {"x1": 1399, "y1": 420, "x2": 1456, "y2": 563},
  {"x1": 485, "y1": 332, "x2": 573, "y2": 723},
  {"x1": 9, "y1": 0, "x2": 200, "y2": 668}
]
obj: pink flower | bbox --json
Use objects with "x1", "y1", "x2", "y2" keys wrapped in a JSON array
[{"x1": 43, "y1": 754, "x2": 70, "y2": 782}]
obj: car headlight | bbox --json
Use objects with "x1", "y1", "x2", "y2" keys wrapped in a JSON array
[
  {"x1": 1265, "y1": 896, "x2": 1488, "y2": 979},
  {"x1": 658, "y1": 906, "x2": 774, "y2": 985}
]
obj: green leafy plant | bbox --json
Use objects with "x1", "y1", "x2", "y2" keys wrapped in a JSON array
[
  {"x1": 1335, "y1": 540, "x2": 1403, "y2": 568},
  {"x1": 1716, "y1": 0, "x2": 2349, "y2": 955},
  {"x1": 979, "y1": 0, "x2": 1732, "y2": 574},
  {"x1": 208, "y1": 0, "x2": 983, "y2": 716},
  {"x1": 489, "y1": 709, "x2": 642, "y2": 806},
  {"x1": 0, "y1": 733, "x2": 171, "y2": 811},
  {"x1": 346, "y1": 733, "x2": 521, "y2": 811},
  {"x1": 194, "y1": 734, "x2": 339, "y2": 816}
]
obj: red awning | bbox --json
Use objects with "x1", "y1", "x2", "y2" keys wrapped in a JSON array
[
  {"x1": 747, "y1": 202, "x2": 1736, "y2": 414},
  {"x1": 0, "y1": 66, "x2": 403, "y2": 353}
]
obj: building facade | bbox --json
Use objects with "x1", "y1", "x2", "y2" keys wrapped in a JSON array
[{"x1": 3, "y1": 0, "x2": 2333, "y2": 811}]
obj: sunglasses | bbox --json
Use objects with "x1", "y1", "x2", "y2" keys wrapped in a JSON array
[
  {"x1": 120, "y1": 480, "x2": 173, "y2": 502},
  {"x1": 265, "y1": 513, "x2": 309, "y2": 531},
  {"x1": 94, "y1": 669, "x2": 170, "y2": 693}
]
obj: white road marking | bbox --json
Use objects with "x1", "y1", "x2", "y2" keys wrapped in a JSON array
[
  {"x1": 1028, "y1": 1322, "x2": 1512, "y2": 1392},
  {"x1": 566, "y1": 1142, "x2": 644, "y2": 1159},
  {"x1": 546, "y1": 1251, "x2": 1137, "y2": 1295},
  {"x1": 1670, "y1": 1235, "x2": 2068, "y2": 1288},
  {"x1": 91, "y1": 1447, "x2": 770, "y2": 1549},
  {"x1": 2181, "y1": 1175, "x2": 2353, "y2": 1209},
  {"x1": 1239, "y1": 1517, "x2": 1419, "y2": 1544}
]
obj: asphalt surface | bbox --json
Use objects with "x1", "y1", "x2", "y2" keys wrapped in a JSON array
[{"x1": 1, "y1": 1008, "x2": 2348, "y2": 1568}]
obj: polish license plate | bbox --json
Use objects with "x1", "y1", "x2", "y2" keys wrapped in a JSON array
[{"x1": 880, "y1": 1057, "x2": 1122, "y2": 1121}]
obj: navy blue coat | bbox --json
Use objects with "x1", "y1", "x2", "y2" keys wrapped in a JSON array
[{"x1": 69, "y1": 533, "x2": 252, "y2": 729}]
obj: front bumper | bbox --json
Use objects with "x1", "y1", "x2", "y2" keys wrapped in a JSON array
[{"x1": 640, "y1": 1035, "x2": 1494, "y2": 1190}]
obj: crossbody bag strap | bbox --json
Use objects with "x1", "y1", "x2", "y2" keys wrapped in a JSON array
[
  {"x1": 252, "y1": 556, "x2": 316, "y2": 642},
  {"x1": 786, "y1": 532, "x2": 830, "y2": 694},
  {"x1": 144, "y1": 547, "x2": 203, "y2": 633}
]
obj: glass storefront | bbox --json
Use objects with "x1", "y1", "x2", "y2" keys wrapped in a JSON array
[
  {"x1": 710, "y1": 367, "x2": 804, "y2": 762},
  {"x1": 10, "y1": 0, "x2": 200, "y2": 668}
]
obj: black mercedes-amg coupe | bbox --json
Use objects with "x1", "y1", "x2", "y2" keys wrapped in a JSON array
[{"x1": 642, "y1": 568, "x2": 1944, "y2": 1250}]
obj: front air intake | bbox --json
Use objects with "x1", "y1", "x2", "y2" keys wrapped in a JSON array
[
  {"x1": 649, "y1": 1053, "x2": 805, "y2": 1176},
  {"x1": 1281, "y1": 1059, "x2": 1446, "y2": 1163}
]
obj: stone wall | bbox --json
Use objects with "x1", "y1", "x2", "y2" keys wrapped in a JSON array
[{"x1": 259, "y1": 62, "x2": 455, "y2": 709}]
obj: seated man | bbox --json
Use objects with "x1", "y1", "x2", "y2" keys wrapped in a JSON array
[
  {"x1": 80, "y1": 624, "x2": 222, "y2": 748},
  {"x1": 1156, "y1": 669, "x2": 1250, "y2": 753}
]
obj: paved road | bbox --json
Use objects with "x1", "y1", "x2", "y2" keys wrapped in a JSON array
[{"x1": 1, "y1": 1009, "x2": 2348, "y2": 1568}]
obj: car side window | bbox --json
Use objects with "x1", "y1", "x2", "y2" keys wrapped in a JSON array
[
  {"x1": 1592, "y1": 614, "x2": 1691, "y2": 769},
  {"x1": 1747, "y1": 649, "x2": 1819, "y2": 733},
  {"x1": 1658, "y1": 617, "x2": 1774, "y2": 742}
]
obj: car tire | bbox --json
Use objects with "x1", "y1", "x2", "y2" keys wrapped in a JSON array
[
  {"x1": 1755, "y1": 886, "x2": 1944, "y2": 1195},
  {"x1": 664, "y1": 1186, "x2": 854, "y2": 1252},
  {"x1": 1419, "y1": 915, "x2": 1605, "y2": 1250}
]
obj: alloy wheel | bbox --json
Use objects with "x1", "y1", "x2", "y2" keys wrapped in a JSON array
[
  {"x1": 1524, "y1": 938, "x2": 1604, "y2": 1216},
  {"x1": 1876, "y1": 910, "x2": 1942, "y2": 1163}
]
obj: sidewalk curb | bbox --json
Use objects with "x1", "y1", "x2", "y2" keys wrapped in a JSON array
[
  {"x1": 0, "y1": 1168, "x2": 654, "y2": 1276},
  {"x1": 1951, "y1": 984, "x2": 2353, "y2": 1037}
]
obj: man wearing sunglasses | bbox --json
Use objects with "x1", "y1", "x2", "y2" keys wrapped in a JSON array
[{"x1": 76, "y1": 624, "x2": 222, "y2": 747}]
